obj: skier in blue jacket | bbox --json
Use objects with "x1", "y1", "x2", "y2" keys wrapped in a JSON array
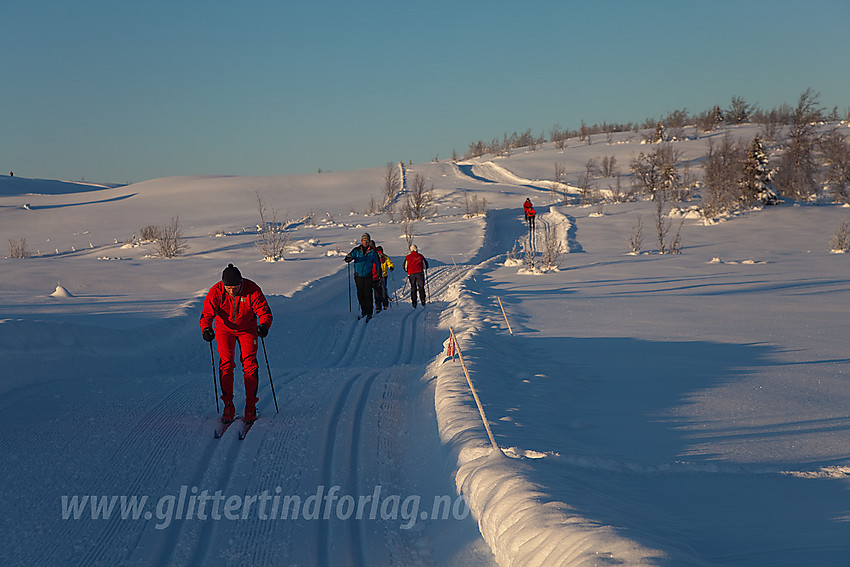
[{"x1": 344, "y1": 232, "x2": 381, "y2": 320}]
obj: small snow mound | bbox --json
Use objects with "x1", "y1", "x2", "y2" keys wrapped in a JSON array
[
  {"x1": 50, "y1": 284, "x2": 74, "y2": 298},
  {"x1": 709, "y1": 257, "x2": 723, "y2": 264}
]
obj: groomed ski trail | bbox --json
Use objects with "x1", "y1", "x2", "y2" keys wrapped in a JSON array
[{"x1": 4, "y1": 264, "x2": 495, "y2": 566}]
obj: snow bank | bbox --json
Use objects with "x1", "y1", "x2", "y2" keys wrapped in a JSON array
[{"x1": 431, "y1": 263, "x2": 664, "y2": 566}]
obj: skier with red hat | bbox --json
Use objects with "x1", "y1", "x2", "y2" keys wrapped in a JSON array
[{"x1": 200, "y1": 263, "x2": 273, "y2": 424}]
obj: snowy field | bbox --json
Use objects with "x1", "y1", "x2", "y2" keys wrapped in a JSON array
[{"x1": 1, "y1": 123, "x2": 849, "y2": 566}]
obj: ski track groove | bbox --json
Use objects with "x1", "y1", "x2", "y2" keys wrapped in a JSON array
[
  {"x1": 345, "y1": 370, "x2": 382, "y2": 566},
  {"x1": 237, "y1": 402, "x2": 309, "y2": 565},
  {"x1": 337, "y1": 318, "x2": 370, "y2": 368},
  {"x1": 325, "y1": 314, "x2": 363, "y2": 368},
  {"x1": 62, "y1": 378, "x2": 203, "y2": 567},
  {"x1": 155, "y1": 371, "x2": 299, "y2": 566},
  {"x1": 188, "y1": 400, "x2": 272, "y2": 566},
  {"x1": 222, "y1": 369, "x2": 315, "y2": 567},
  {"x1": 316, "y1": 370, "x2": 363, "y2": 566}
]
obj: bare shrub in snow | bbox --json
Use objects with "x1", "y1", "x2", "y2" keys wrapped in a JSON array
[
  {"x1": 758, "y1": 108, "x2": 784, "y2": 142},
  {"x1": 577, "y1": 158, "x2": 600, "y2": 205},
  {"x1": 654, "y1": 193, "x2": 683, "y2": 254},
  {"x1": 830, "y1": 219, "x2": 849, "y2": 253},
  {"x1": 365, "y1": 195, "x2": 379, "y2": 216},
  {"x1": 539, "y1": 221, "x2": 562, "y2": 270},
  {"x1": 256, "y1": 193, "x2": 289, "y2": 261},
  {"x1": 701, "y1": 134, "x2": 745, "y2": 218},
  {"x1": 521, "y1": 234, "x2": 536, "y2": 270},
  {"x1": 773, "y1": 88, "x2": 823, "y2": 201},
  {"x1": 627, "y1": 215, "x2": 643, "y2": 254},
  {"x1": 464, "y1": 192, "x2": 487, "y2": 217},
  {"x1": 9, "y1": 237, "x2": 29, "y2": 259},
  {"x1": 631, "y1": 144, "x2": 682, "y2": 201},
  {"x1": 403, "y1": 174, "x2": 433, "y2": 220},
  {"x1": 552, "y1": 162, "x2": 571, "y2": 204},
  {"x1": 600, "y1": 155, "x2": 618, "y2": 178},
  {"x1": 155, "y1": 216, "x2": 188, "y2": 258},
  {"x1": 140, "y1": 225, "x2": 160, "y2": 242},
  {"x1": 607, "y1": 174, "x2": 635, "y2": 203},
  {"x1": 401, "y1": 220, "x2": 415, "y2": 248},
  {"x1": 819, "y1": 128, "x2": 850, "y2": 204},
  {"x1": 382, "y1": 162, "x2": 402, "y2": 213}
]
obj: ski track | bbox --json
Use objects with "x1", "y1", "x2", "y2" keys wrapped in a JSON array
[
  {"x1": 315, "y1": 369, "x2": 362, "y2": 565},
  {"x1": 36, "y1": 377, "x2": 206, "y2": 567},
  {"x1": 154, "y1": 371, "x2": 307, "y2": 566},
  {"x1": 2, "y1": 262, "x2": 471, "y2": 566}
]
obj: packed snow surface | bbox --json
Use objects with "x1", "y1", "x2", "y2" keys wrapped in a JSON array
[{"x1": 2, "y1": 124, "x2": 849, "y2": 566}]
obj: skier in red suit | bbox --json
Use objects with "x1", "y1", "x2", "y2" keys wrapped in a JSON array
[
  {"x1": 403, "y1": 244, "x2": 430, "y2": 308},
  {"x1": 200, "y1": 264, "x2": 273, "y2": 423},
  {"x1": 523, "y1": 198, "x2": 536, "y2": 229}
]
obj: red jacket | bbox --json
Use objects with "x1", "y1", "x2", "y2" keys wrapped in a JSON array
[
  {"x1": 403, "y1": 251, "x2": 428, "y2": 274},
  {"x1": 200, "y1": 279, "x2": 273, "y2": 334}
]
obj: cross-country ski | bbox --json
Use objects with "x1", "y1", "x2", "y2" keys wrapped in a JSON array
[
  {"x1": 237, "y1": 419, "x2": 255, "y2": 440},
  {"x1": 213, "y1": 419, "x2": 236, "y2": 439}
]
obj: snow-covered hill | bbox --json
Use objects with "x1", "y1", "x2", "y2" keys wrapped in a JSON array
[{"x1": 1, "y1": 124, "x2": 849, "y2": 565}]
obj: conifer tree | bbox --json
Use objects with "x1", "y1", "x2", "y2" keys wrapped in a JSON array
[{"x1": 740, "y1": 135, "x2": 779, "y2": 206}]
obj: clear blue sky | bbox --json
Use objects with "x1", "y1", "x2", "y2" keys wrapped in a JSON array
[{"x1": 4, "y1": 0, "x2": 849, "y2": 183}]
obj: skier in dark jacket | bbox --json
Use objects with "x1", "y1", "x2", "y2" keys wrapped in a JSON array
[
  {"x1": 403, "y1": 244, "x2": 429, "y2": 308},
  {"x1": 200, "y1": 264, "x2": 273, "y2": 423},
  {"x1": 344, "y1": 233, "x2": 381, "y2": 320}
]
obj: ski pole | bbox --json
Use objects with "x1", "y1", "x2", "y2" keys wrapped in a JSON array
[
  {"x1": 390, "y1": 269, "x2": 397, "y2": 304},
  {"x1": 347, "y1": 262, "x2": 352, "y2": 313},
  {"x1": 425, "y1": 267, "x2": 431, "y2": 301},
  {"x1": 260, "y1": 336, "x2": 279, "y2": 414},
  {"x1": 209, "y1": 341, "x2": 220, "y2": 413}
]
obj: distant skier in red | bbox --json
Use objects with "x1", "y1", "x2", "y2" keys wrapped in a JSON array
[
  {"x1": 200, "y1": 264, "x2": 273, "y2": 423},
  {"x1": 523, "y1": 198, "x2": 536, "y2": 230},
  {"x1": 403, "y1": 244, "x2": 429, "y2": 308}
]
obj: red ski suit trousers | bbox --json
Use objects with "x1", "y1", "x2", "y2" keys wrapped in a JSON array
[{"x1": 216, "y1": 328, "x2": 259, "y2": 407}]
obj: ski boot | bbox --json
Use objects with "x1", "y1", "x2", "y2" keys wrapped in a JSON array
[{"x1": 221, "y1": 402, "x2": 236, "y2": 423}]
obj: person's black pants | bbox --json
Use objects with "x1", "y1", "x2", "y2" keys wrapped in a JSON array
[
  {"x1": 408, "y1": 272, "x2": 426, "y2": 306},
  {"x1": 355, "y1": 275, "x2": 374, "y2": 317}
]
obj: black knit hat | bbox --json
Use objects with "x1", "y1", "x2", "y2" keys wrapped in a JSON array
[{"x1": 221, "y1": 263, "x2": 242, "y2": 286}]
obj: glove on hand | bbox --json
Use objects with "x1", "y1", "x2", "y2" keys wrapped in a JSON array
[
  {"x1": 202, "y1": 328, "x2": 215, "y2": 342},
  {"x1": 344, "y1": 254, "x2": 353, "y2": 263},
  {"x1": 257, "y1": 324, "x2": 269, "y2": 338}
]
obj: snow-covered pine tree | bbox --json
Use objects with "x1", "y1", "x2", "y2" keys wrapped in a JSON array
[
  {"x1": 654, "y1": 121, "x2": 666, "y2": 143},
  {"x1": 741, "y1": 135, "x2": 779, "y2": 206}
]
